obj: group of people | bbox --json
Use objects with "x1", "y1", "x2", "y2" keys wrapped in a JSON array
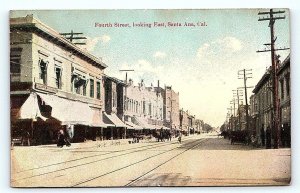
[{"x1": 57, "y1": 124, "x2": 74, "y2": 148}]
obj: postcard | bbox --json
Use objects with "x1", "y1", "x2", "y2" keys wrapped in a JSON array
[{"x1": 10, "y1": 9, "x2": 291, "y2": 187}]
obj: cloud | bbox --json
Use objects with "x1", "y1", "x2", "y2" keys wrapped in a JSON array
[
  {"x1": 83, "y1": 35, "x2": 111, "y2": 52},
  {"x1": 84, "y1": 37, "x2": 101, "y2": 52},
  {"x1": 153, "y1": 51, "x2": 166, "y2": 58},
  {"x1": 217, "y1": 37, "x2": 243, "y2": 52},
  {"x1": 197, "y1": 36, "x2": 243, "y2": 62},
  {"x1": 101, "y1": 35, "x2": 111, "y2": 43}
]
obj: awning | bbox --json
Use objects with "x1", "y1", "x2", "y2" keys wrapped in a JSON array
[
  {"x1": 37, "y1": 93, "x2": 91, "y2": 125},
  {"x1": 19, "y1": 93, "x2": 47, "y2": 121},
  {"x1": 103, "y1": 112, "x2": 127, "y2": 127},
  {"x1": 90, "y1": 108, "x2": 107, "y2": 128},
  {"x1": 125, "y1": 121, "x2": 143, "y2": 130},
  {"x1": 132, "y1": 116, "x2": 157, "y2": 130}
]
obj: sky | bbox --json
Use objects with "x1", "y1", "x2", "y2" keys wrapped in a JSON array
[{"x1": 10, "y1": 9, "x2": 290, "y2": 127}]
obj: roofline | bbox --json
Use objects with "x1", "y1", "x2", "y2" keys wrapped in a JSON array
[
  {"x1": 103, "y1": 74, "x2": 127, "y2": 85},
  {"x1": 10, "y1": 15, "x2": 107, "y2": 69},
  {"x1": 252, "y1": 71, "x2": 270, "y2": 94}
]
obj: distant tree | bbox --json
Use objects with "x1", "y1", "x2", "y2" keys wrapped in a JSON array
[
  {"x1": 203, "y1": 123, "x2": 213, "y2": 132},
  {"x1": 220, "y1": 123, "x2": 227, "y2": 132}
]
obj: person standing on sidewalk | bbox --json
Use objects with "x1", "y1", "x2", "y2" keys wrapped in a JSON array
[
  {"x1": 178, "y1": 131, "x2": 182, "y2": 143},
  {"x1": 65, "y1": 124, "x2": 73, "y2": 147},
  {"x1": 57, "y1": 129, "x2": 66, "y2": 148}
]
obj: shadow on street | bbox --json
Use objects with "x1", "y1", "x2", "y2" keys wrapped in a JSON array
[{"x1": 179, "y1": 137, "x2": 258, "y2": 151}]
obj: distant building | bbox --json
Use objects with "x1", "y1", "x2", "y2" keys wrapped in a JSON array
[
  {"x1": 125, "y1": 79, "x2": 164, "y2": 132},
  {"x1": 179, "y1": 109, "x2": 190, "y2": 134},
  {"x1": 10, "y1": 15, "x2": 107, "y2": 145},
  {"x1": 162, "y1": 86, "x2": 180, "y2": 130}
]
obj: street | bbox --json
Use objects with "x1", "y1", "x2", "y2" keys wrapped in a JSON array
[{"x1": 11, "y1": 133, "x2": 291, "y2": 187}]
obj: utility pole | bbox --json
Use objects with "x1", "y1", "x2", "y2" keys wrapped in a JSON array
[
  {"x1": 60, "y1": 30, "x2": 87, "y2": 45},
  {"x1": 257, "y1": 9, "x2": 290, "y2": 149},
  {"x1": 238, "y1": 69, "x2": 253, "y2": 132},
  {"x1": 119, "y1": 69, "x2": 134, "y2": 84},
  {"x1": 233, "y1": 89, "x2": 243, "y2": 130},
  {"x1": 230, "y1": 99, "x2": 237, "y2": 117}
]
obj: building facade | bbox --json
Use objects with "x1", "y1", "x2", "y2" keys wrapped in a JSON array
[
  {"x1": 124, "y1": 79, "x2": 164, "y2": 132},
  {"x1": 10, "y1": 15, "x2": 107, "y2": 145},
  {"x1": 277, "y1": 55, "x2": 291, "y2": 147},
  {"x1": 162, "y1": 86, "x2": 180, "y2": 130},
  {"x1": 103, "y1": 76, "x2": 127, "y2": 140},
  {"x1": 252, "y1": 69, "x2": 273, "y2": 147}
]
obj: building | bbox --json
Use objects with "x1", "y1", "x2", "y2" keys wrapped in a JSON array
[
  {"x1": 162, "y1": 86, "x2": 180, "y2": 130},
  {"x1": 124, "y1": 79, "x2": 164, "y2": 134},
  {"x1": 10, "y1": 15, "x2": 107, "y2": 145},
  {"x1": 251, "y1": 54, "x2": 290, "y2": 148},
  {"x1": 179, "y1": 109, "x2": 190, "y2": 135},
  {"x1": 103, "y1": 75, "x2": 127, "y2": 140},
  {"x1": 277, "y1": 54, "x2": 291, "y2": 147},
  {"x1": 252, "y1": 68, "x2": 273, "y2": 147}
]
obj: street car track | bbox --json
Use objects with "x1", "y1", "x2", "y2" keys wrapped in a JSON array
[
  {"x1": 72, "y1": 138, "x2": 208, "y2": 187},
  {"x1": 12, "y1": 136, "x2": 199, "y2": 182},
  {"x1": 15, "y1": 140, "x2": 179, "y2": 173}
]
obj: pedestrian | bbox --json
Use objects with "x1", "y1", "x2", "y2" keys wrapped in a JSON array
[
  {"x1": 65, "y1": 124, "x2": 73, "y2": 147},
  {"x1": 178, "y1": 131, "x2": 182, "y2": 143},
  {"x1": 57, "y1": 129, "x2": 66, "y2": 148}
]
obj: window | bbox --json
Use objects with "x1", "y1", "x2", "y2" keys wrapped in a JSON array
[
  {"x1": 10, "y1": 48, "x2": 22, "y2": 74},
  {"x1": 90, "y1": 79, "x2": 94, "y2": 98},
  {"x1": 83, "y1": 83, "x2": 87, "y2": 96},
  {"x1": 149, "y1": 103, "x2": 152, "y2": 115},
  {"x1": 96, "y1": 81, "x2": 101, "y2": 99},
  {"x1": 143, "y1": 101, "x2": 146, "y2": 114},
  {"x1": 112, "y1": 91, "x2": 115, "y2": 107},
  {"x1": 72, "y1": 74, "x2": 86, "y2": 95},
  {"x1": 39, "y1": 59, "x2": 48, "y2": 84},
  {"x1": 286, "y1": 75, "x2": 290, "y2": 96},
  {"x1": 55, "y1": 66, "x2": 62, "y2": 89},
  {"x1": 168, "y1": 111, "x2": 171, "y2": 120},
  {"x1": 280, "y1": 79, "x2": 284, "y2": 99}
]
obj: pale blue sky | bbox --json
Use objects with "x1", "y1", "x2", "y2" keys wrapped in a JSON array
[{"x1": 10, "y1": 9, "x2": 290, "y2": 127}]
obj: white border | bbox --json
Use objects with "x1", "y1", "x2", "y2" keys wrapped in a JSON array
[{"x1": 1, "y1": 1, "x2": 299, "y2": 193}]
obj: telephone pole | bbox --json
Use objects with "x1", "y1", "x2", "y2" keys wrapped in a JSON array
[
  {"x1": 230, "y1": 100, "x2": 236, "y2": 117},
  {"x1": 233, "y1": 89, "x2": 243, "y2": 130},
  {"x1": 119, "y1": 69, "x2": 134, "y2": 84},
  {"x1": 60, "y1": 30, "x2": 87, "y2": 45},
  {"x1": 238, "y1": 69, "x2": 253, "y2": 132},
  {"x1": 257, "y1": 9, "x2": 290, "y2": 149}
]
